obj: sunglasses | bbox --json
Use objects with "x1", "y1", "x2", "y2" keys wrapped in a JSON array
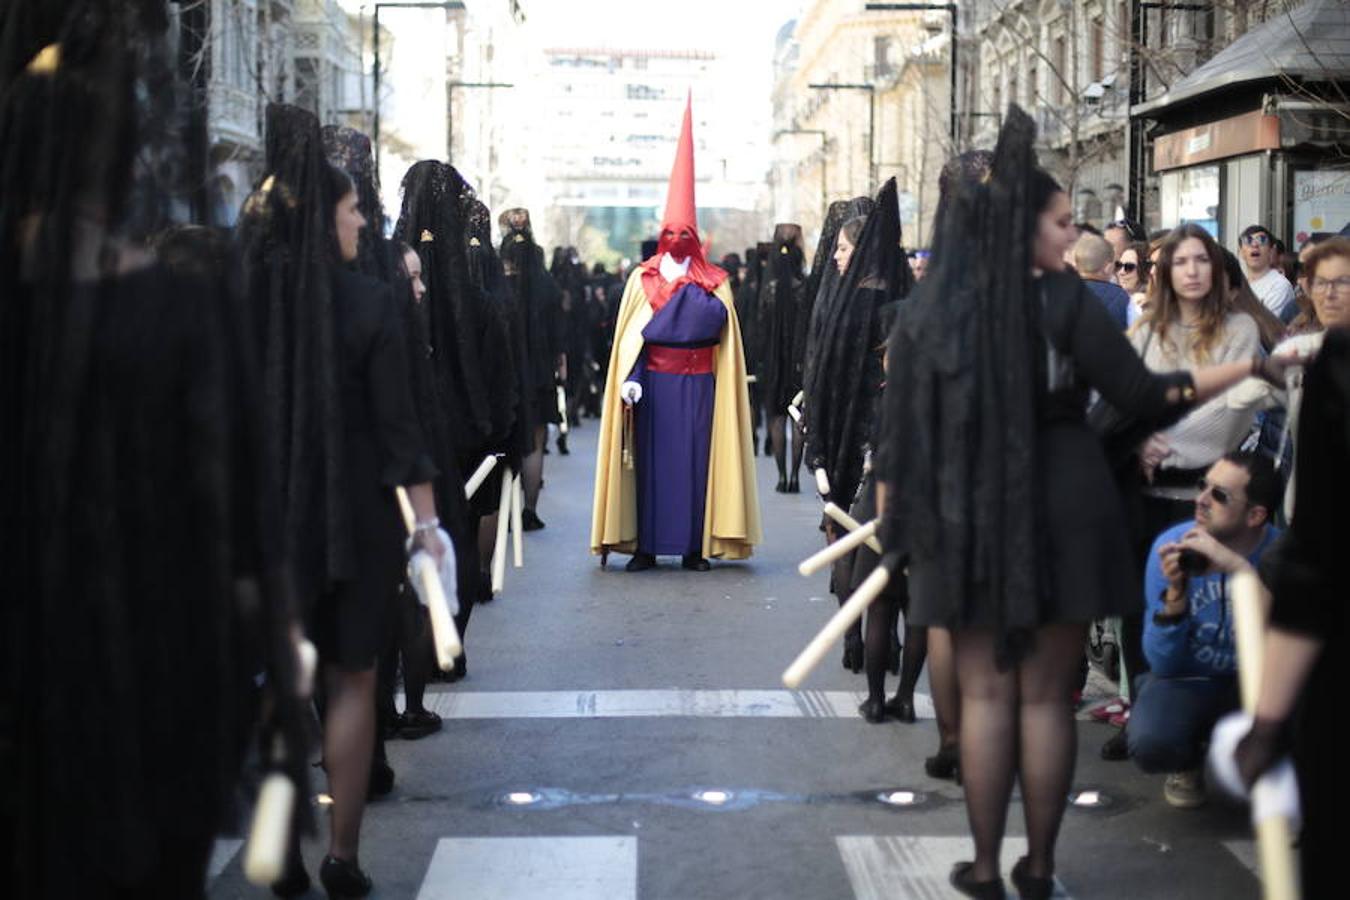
[
  {"x1": 1114, "y1": 260, "x2": 1149, "y2": 274},
  {"x1": 1240, "y1": 233, "x2": 1272, "y2": 247},
  {"x1": 1196, "y1": 478, "x2": 1235, "y2": 506}
]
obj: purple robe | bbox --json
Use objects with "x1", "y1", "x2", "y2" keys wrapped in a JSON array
[{"x1": 630, "y1": 283, "x2": 728, "y2": 555}]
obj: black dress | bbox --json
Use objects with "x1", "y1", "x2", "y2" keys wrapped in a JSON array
[
  {"x1": 906, "y1": 271, "x2": 1192, "y2": 629},
  {"x1": 1259, "y1": 329, "x2": 1349, "y2": 895},
  {"x1": 313, "y1": 267, "x2": 436, "y2": 671}
]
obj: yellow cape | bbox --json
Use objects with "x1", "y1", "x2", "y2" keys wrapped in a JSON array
[{"x1": 590, "y1": 269, "x2": 762, "y2": 560}]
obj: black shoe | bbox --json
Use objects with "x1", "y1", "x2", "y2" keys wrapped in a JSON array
[
  {"x1": 452, "y1": 652, "x2": 467, "y2": 681},
  {"x1": 1011, "y1": 856, "x2": 1054, "y2": 900},
  {"x1": 885, "y1": 694, "x2": 916, "y2": 723},
  {"x1": 319, "y1": 854, "x2": 372, "y2": 899},
  {"x1": 763, "y1": 435, "x2": 773, "y2": 456},
  {"x1": 858, "y1": 697, "x2": 887, "y2": 723},
  {"x1": 522, "y1": 509, "x2": 545, "y2": 531},
  {"x1": 842, "y1": 633, "x2": 864, "y2": 673},
  {"x1": 368, "y1": 759, "x2": 395, "y2": 800},
  {"x1": 681, "y1": 554, "x2": 710, "y2": 571},
  {"x1": 949, "y1": 861, "x2": 1004, "y2": 900},
  {"x1": 397, "y1": 708, "x2": 442, "y2": 740},
  {"x1": 1100, "y1": 727, "x2": 1130, "y2": 761},
  {"x1": 271, "y1": 844, "x2": 310, "y2": 898},
  {"x1": 557, "y1": 435, "x2": 569, "y2": 455},
  {"x1": 786, "y1": 476, "x2": 800, "y2": 493},
  {"x1": 925, "y1": 744, "x2": 960, "y2": 782},
  {"x1": 775, "y1": 477, "x2": 787, "y2": 493},
  {"x1": 625, "y1": 552, "x2": 656, "y2": 572}
]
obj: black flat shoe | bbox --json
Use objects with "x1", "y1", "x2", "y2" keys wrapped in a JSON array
[
  {"x1": 786, "y1": 476, "x2": 800, "y2": 493},
  {"x1": 398, "y1": 708, "x2": 442, "y2": 740},
  {"x1": 319, "y1": 854, "x2": 372, "y2": 899},
  {"x1": 625, "y1": 552, "x2": 656, "y2": 572},
  {"x1": 885, "y1": 695, "x2": 916, "y2": 723},
  {"x1": 925, "y1": 744, "x2": 960, "y2": 782},
  {"x1": 858, "y1": 697, "x2": 887, "y2": 723},
  {"x1": 842, "y1": 633, "x2": 864, "y2": 673},
  {"x1": 557, "y1": 436, "x2": 569, "y2": 455},
  {"x1": 452, "y1": 653, "x2": 467, "y2": 681},
  {"x1": 1011, "y1": 856, "x2": 1054, "y2": 900},
  {"x1": 1100, "y1": 727, "x2": 1130, "y2": 761},
  {"x1": 775, "y1": 477, "x2": 787, "y2": 493},
  {"x1": 949, "y1": 861, "x2": 1004, "y2": 900},
  {"x1": 271, "y1": 844, "x2": 310, "y2": 898},
  {"x1": 681, "y1": 554, "x2": 710, "y2": 571},
  {"x1": 522, "y1": 509, "x2": 546, "y2": 531}
]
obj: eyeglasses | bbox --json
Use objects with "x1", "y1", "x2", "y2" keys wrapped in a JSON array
[
  {"x1": 1196, "y1": 478, "x2": 1234, "y2": 506},
  {"x1": 1310, "y1": 276, "x2": 1350, "y2": 296},
  {"x1": 1240, "y1": 233, "x2": 1272, "y2": 248}
]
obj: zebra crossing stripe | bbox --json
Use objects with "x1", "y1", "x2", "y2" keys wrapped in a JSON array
[
  {"x1": 206, "y1": 838, "x2": 242, "y2": 882},
  {"x1": 415, "y1": 836, "x2": 637, "y2": 900},
  {"x1": 837, "y1": 835, "x2": 1073, "y2": 900},
  {"x1": 417, "y1": 689, "x2": 934, "y2": 720}
]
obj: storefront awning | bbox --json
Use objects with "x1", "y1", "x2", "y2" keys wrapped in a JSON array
[{"x1": 1133, "y1": 0, "x2": 1350, "y2": 118}]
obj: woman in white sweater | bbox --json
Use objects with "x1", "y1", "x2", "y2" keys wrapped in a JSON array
[{"x1": 1131, "y1": 224, "x2": 1263, "y2": 532}]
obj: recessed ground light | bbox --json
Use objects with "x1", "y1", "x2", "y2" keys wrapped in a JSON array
[
  {"x1": 877, "y1": 790, "x2": 918, "y2": 806},
  {"x1": 316, "y1": 793, "x2": 334, "y2": 806},
  {"x1": 693, "y1": 790, "x2": 731, "y2": 805},
  {"x1": 1071, "y1": 790, "x2": 1103, "y2": 807},
  {"x1": 505, "y1": 791, "x2": 541, "y2": 806}
]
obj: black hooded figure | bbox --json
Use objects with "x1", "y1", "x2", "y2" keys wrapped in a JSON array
[
  {"x1": 1, "y1": 3, "x2": 308, "y2": 896},
  {"x1": 720, "y1": 251, "x2": 743, "y2": 295},
  {"x1": 239, "y1": 104, "x2": 445, "y2": 896},
  {"x1": 875, "y1": 106, "x2": 1263, "y2": 897},
  {"x1": 758, "y1": 223, "x2": 808, "y2": 491},
  {"x1": 735, "y1": 243, "x2": 768, "y2": 452},
  {"x1": 551, "y1": 245, "x2": 592, "y2": 451},
  {"x1": 499, "y1": 208, "x2": 564, "y2": 530}
]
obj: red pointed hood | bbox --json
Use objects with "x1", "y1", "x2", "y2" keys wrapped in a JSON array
[
  {"x1": 640, "y1": 92, "x2": 726, "y2": 304},
  {"x1": 662, "y1": 95, "x2": 698, "y2": 234}
]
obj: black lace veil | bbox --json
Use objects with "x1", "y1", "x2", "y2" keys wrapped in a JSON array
[
  {"x1": 879, "y1": 106, "x2": 1047, "y2": 666},
  {"x1": 322, "y1": 124, "x2": 392, "y2": 283},
  {"x1": 802, "y1": 195, "x2": 875, "y2": 420},
  {"x1": 759, "y1": 223, "x2": 807, "y2": 412}
]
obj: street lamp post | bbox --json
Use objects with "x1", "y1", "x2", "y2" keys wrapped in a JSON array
[
  {"x1": 447, "y1": 81, "x2": 513, "y2": 163},
  {"x1": 808, "y1": 83, "x2": 876, "y2": 190},
  {"x1": 863, "y1": 3, "x2": 959, "y2": 145},
  {"x1": 371, "y1": 2, "x2": 466, "y2": 172},
  {"x1": 773, "y1": 128, "x2": 829, "y2": 224}
]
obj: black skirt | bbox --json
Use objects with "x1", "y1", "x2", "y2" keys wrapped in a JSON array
[{"x1": 909, "y1": 422, "x2": 1138, "y2": 629}]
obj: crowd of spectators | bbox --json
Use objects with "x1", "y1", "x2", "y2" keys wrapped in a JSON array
[{"x1": 1060, "y1": 213, "x2": 1350, "y2": 821}]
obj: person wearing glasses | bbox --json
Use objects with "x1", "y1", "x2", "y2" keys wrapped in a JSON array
[
  {"x1": 1239, "y1": 224, "x2": 1297, "y2": 322},
  {"x1": 1128, "y1": 452, "x2": 1282, "y2": 808},
  {"x1": 1104, "y1": 217, "x2": 1146, "y2": 262}
]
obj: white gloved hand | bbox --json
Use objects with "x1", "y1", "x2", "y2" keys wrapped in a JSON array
[
  {"x1": 621, "y1": 381, "x2": 643, "y2": 405},
  {"x1": 405, "y1": 526, "x2": 459, "y2": 616}
]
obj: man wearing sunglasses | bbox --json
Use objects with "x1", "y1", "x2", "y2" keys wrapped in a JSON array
[
  {"x1": 1240, "y1": 224, "x2": 1296, "y2": 321},
  {"x1": 1128, "y1": 452, "x2": 1282, "y2": 809}
]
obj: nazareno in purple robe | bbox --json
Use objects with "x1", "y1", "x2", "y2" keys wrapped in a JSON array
[{"x1": 629, "y1": 282, "x2": 728, "y2": 555}]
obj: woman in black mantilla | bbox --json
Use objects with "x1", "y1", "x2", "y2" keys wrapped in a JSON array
[
  {"x1": 736, "y1": 243, "x2": 768, "y2": 454},
  {"x1": 2, "y1": 3, "x2": 308, "y2": 896},
  {"x1": 239, "y1": 104, "x2": 446, "y2": 898},
  {"x1": 877, "y1": 106, "x2": 1296, "y2": 898},
  {"x1": 806, "y1": 181, "x2": 922, "y2": 722},
  {"x1": 499, "y1": 208, "x2": 564, "y2": 530},
  {"x1": 393, "y1": 162, "x2": 508, "y2": 618},
  {"x1": 759, "y1": 223, "x2": 808, "y2": 491}
]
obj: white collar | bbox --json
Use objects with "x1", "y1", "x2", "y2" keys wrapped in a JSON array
[{"x1": 659, "y1": 252, "x2": 691, "y2": 283}]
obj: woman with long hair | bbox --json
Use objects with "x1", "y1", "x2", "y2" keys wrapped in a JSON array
[{"x1": 878, "y1": 107, "x2": 1296, "y2": 898}]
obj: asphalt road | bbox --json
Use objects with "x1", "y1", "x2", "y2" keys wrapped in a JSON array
[{"x1": 208, "y1": 419, "x2": 1264, "y2": 899}]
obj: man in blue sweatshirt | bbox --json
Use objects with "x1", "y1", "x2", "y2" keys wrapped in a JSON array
[{"x1": 1128, "y1": 452, "x2": 1281, "y2": 808}]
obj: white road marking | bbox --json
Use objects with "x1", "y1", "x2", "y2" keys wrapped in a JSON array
[
  {"x1": 837, "y1": 835, "x2": 1073, "y2": 900},
  {"x1": 206, "y1": 838, "x2": 243, "y2": 881},
  {"x1": 415, "y1": 688, "x2": 934, "y2": 720},
  {"x1": 416, "y1": 836, "x2": 637, "y2": 900},
  {"x1": 1222, "y1": 840, "x2": 1260, "y2": 878}
]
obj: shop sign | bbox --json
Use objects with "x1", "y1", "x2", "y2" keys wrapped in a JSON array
[
  {"x1": 1153, "y1": 110, "x2": 1280, "y2": 171},
  {"x1": 1293, "y1": 170, "x2": 1350, "y2": 245}
]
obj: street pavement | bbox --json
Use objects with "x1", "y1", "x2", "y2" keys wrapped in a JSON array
[{"x1": 208, "y1": 419, "x2": 1265, "y2": 899}]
